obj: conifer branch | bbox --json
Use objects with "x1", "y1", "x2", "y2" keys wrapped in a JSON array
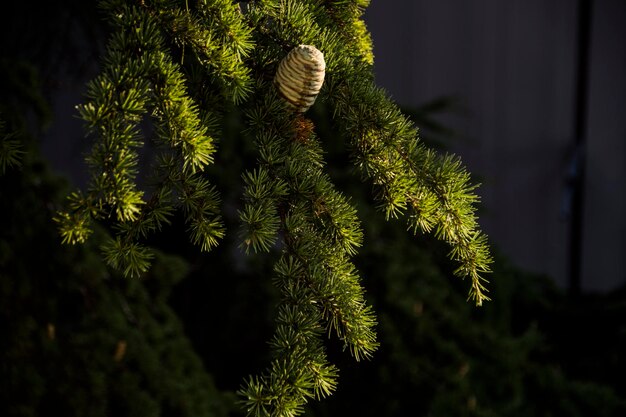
[
  {"x1": 56, "y1": 2, "x2": 494, "y2": 415},
  {"x1": 316, "y1": 3, "x2": 493, "y2": 306},
  {"x1": 58, "y1": 1, "x2": 225, "y2": 275},
  {"x1": 241, "y1": 0, "x2": 491, "y2": 303},
  {"x1": 325, "y1": 74, "x2": 492, "y2": 305},
  {"x1": 138, "y1": 0, "x2": 254, "y2": 102},
  {"x1": 238, "y1": 79, "x2": 377, "y2": 414}
]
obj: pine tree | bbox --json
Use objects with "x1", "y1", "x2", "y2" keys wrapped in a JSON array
[{"x1": 56, "y1": 1, "x2": 493, "y2": 415}]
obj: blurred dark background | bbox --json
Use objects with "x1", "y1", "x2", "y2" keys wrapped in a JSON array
[{"x1": 1, "y1": 1, "x2": 625, "y2": 417}]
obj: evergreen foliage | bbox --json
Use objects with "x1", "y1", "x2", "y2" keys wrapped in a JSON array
[
  {"x1": 302, "y1": 193, "x2": 626, "y2": 416},
  {"x1": 0, "y1": 137, "x2": 233, "y2": 417},
  {"x1": 56, "y1": 1, "x2": 492, "y2": 415},
  {"x1": 4, "y1": 2, "x2": 626, "y2": 417}
]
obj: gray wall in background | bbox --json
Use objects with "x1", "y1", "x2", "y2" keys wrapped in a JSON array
[
  {"x1": 583, "y1": 0, "x2": 626, "y2": 292},
  {"x1": 365, "y1": 0, "x2": 626, "y2": 292}
]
